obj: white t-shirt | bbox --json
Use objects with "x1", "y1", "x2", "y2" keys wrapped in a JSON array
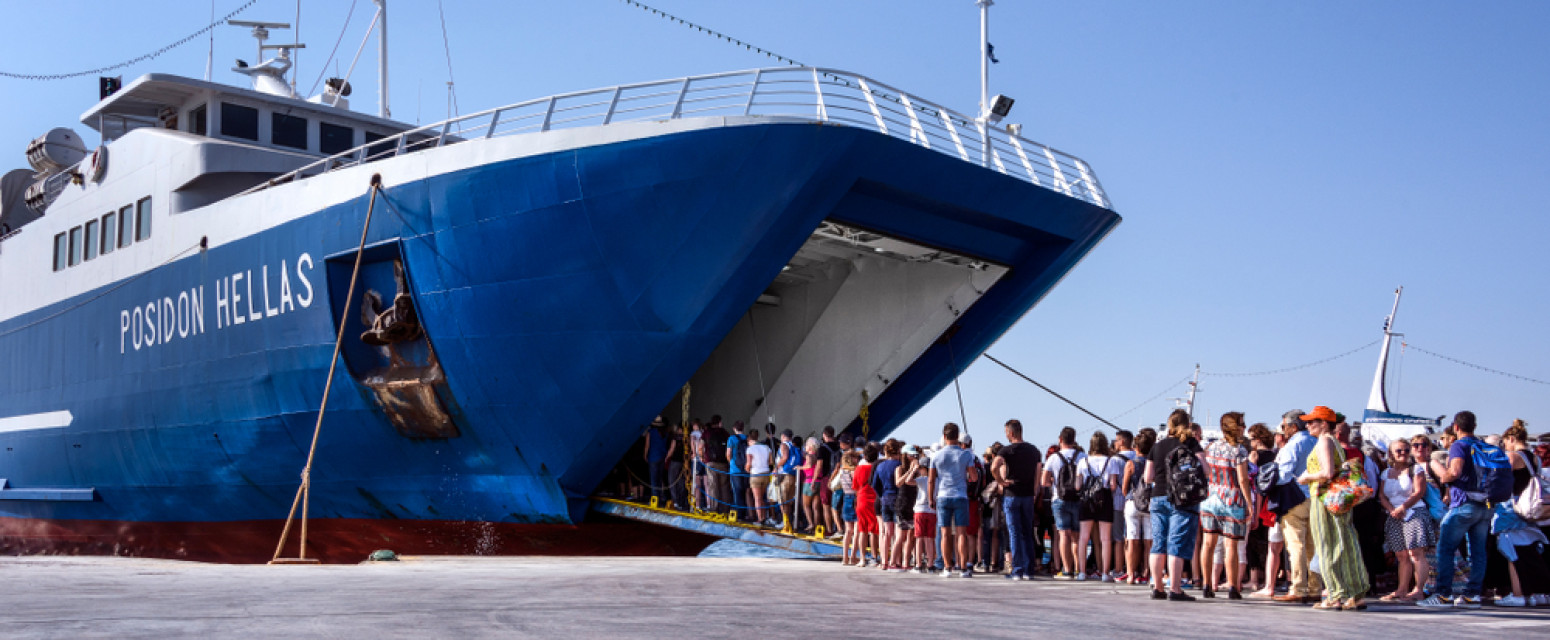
[
  {"x1": 1045, "y1": 448, "x2": 1087, "y2": 494},
  {"x1": 1111, "y1": 451, "x2": 1138, "y2": 510},
  {"x1": 1382, "y1": 465, "x2": 1421, "y2": 520},
  {"x1": 913, "y1": 475, "x2": 934, "y2": 514},
  {"x1": 747, "y1": 442, "x2": 772, "y2": 475}
]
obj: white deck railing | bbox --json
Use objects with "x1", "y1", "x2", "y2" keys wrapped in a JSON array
[{"x1": 242, "y1": 67, "x2": 1111, "y2": 209}]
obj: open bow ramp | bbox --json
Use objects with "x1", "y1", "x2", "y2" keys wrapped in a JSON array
[{"x1": 590, "y1": 498, "x2": 841, "y2": 558}]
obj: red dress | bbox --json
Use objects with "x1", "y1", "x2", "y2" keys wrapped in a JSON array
[{"x1": 854, "y1": 463, "x2": 880, "y2": 534}]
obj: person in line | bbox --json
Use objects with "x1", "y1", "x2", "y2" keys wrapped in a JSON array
[
  {"x1": 1146, "y1": 409, "x2": 1205, "y2": 601},
  {"x1": 799, "y1": 439, "x2": 823, "y2": 535},
  {"x1": 1497, "y1": 420, "x2": 1550, "y2": 607},
  {"x1": 874, "y1": 439, "x2": 905, "y2": 570},
  {"x1": 817, "y1": 427, "x2": 840, "y2": 538},
  {"x1": 689, "y1": 420, "x2": 707, "y2": 512},
  {"x1": 1043, "y1": 427, "x2": 1086, "y2": 580},
  {"x1": 1199, "y1": 412, "x2": 1254, "y2": 599},
  {"x1": 894, "y1": 445, "x2": 921, "y2": 571},
  {"x1": 745, "y1": 428, "x2": 773, "y2": 525},
  {"x1": 928, "y1": 423, "x2": 979, "y2": 578},
  {"x1": 666, "y1": 421, "x2": 687, "y2": 511},
  {"x1": 1113, "y1": 430, "x2": 1138, "y2": 578},
  {"x1": 1077, "y1": 431, "x2": 1121, "y2": 582},
  {"x1": 905, "y1": 447, "x2": 937, "y2": 573},
  {"x1": 829, "y1": 432, "x2": 855, "y2": 539},
  {"x1": 643, "y1": 417, "x2": 671, "y2": 506},
  {"x1": 981, "y1": 444, "x2": 1008, "y2": 575},
  {"x1": 836, "y1": 451, "x2": 861, "y2": 565},
  {"x1": 1122, "y1": 428, "x2": 1156, "y2": 585},
  {"x1": 1377, "y1": 436, "x2": 1435, "y2": 602},
  {"x1": 962, "y1": 435, "x2": 987, "y2": 572},
  {"x1": 1272, "y1": 410, "x2": 1322, "y2": 604},
  {"x1": 1337, "y1": 422, "x2": 1388, "y2": 587},
  {"x1": 854, "y1": 444, "x2": 882, "y2": 566},
  {"x1": 993, "y1": 419, "x2": 1042, "y2": 581},
  {"x1": 726, "y1": 422, "x2": 752, "y2": 521},
  {"x1": 702, "y1": 416, "x2": 732, "y2": 515},
  {"x1": 1295, "y1": 406, "x2": 1369, "y2": 611},
  {"x1": 1419, "y1": 411, "x2": 1491, "y2": 609},
  {"x1": 775, "y1": 429, "x2": 801, "y2": 532},
  {"x1": 1245, "y1": 423, "x2": 1282, "y2": 596}
]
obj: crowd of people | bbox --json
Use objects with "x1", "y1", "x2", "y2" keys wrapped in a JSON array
[{"x1": 614, "y1": 408, "x2": 1550, "y2": 610}]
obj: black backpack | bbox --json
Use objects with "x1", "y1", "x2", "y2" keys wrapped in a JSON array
[
  {"x1": 1056, "y1": 451, "x2": 1083, "y2": 502},
  {"x1": 1166, "y1": 445, "x2": 1209, "y2": 508},
  {"x1": 1079, "y1": 457, "x2": 1113, "y2": 514},
  {"x1": 1125, "y1": 455, "x2": 1151, "y2": 513},
  {"x1": 703, "y1": 427, "x2": 729, "y2": 464}
]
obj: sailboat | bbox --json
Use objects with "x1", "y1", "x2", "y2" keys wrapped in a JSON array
[{"x1": 1359, "y1": 287, "x2": 1440, "y2": 449}]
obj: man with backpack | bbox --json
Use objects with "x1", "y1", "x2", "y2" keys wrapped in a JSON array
[
  {"x1": 1042, "y1": 427, "x2": 1087, "y2": 580},
  {"x1": 1146, "y1": 409, "x2": 1206, "y2": 601},
  {"x1": 1419, "y1": 410, "x2": 1509, "y2": 609},
  {"x1": 702, "y1": 416, "x2": 732, "y2": 515},
  {"x1": 727, "y1": 421, "x2": 751, "y2": 522}
]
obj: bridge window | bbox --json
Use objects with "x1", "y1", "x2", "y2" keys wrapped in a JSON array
[
  {"x1": 320, "y1": 122, "x2": 354, "y2": 155},
  {"x1": 220, "y1": 103, "x2": 259, "y2": 141},
  {"x1": 83, "y1": 219, "x2": 98, "y2": 262},
  {"x1": 53, "y1": 232, "x2": 67, "y2": 272},
  {"x1": 118, "y1": 205, "x2": 134, "y2": 248},
  {"x1": 190, "y1": 104, "x2": 208, "y2": 136},
  {"x1": 135, "y1": 197, "x2": 152, "y2": 242},
  {"x1": 100, "y1": 212, "x2": 116, "y2": 256},
  {"x1": 68, "y1": 226, "x2": 82, "y2": 267},
  {"x1": 272, "y1": 112, "x2": 308, "y2": 150}
]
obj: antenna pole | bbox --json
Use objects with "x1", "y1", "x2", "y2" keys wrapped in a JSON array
[
  {"x1": 375, "y1": 0, "x2": 390, "y2": 118},
  {"x1": 978, "y1": 0, "x2": 992, "y2": 118},
  {"x1": 206, "y1": 0, "x2": 216, "y2": 81},
  {"x1": 1187, "y1": 364, "x2": 1200, "y2": 418}
]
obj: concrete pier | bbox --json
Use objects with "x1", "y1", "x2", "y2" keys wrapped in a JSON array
[{"x1": 1, "y1": 555, "x2": 1543, "y2": 638}]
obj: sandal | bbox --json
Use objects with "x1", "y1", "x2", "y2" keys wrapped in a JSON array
[
  {"x1": 1312, "y1": 599, "x2": 1342, "y2": 611},
  {"x1": 1379, "y1": 593, "x2": 1402, "y2": 602},
  {"x1": 1342, "y1": 599, "x2": 1367, "y2": 611}
]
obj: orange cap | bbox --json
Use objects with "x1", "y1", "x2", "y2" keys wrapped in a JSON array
[{"x1": 1300, "y1": 406, "x2": 1337, "y2": 423}]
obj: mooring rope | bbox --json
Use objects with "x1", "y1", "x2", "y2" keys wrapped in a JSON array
[{"x1": 271, "y1": 174, "x2": 382, "y2": 563}]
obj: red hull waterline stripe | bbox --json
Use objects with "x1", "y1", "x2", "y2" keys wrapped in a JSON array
[{"x1": 0, "y1": 516, "x2": 717, "y2": 564}]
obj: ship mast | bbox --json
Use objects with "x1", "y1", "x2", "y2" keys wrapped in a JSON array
[
  {"x1": 1365, "y1": 287, "x2": 1404, "y2": 413},
  {"x1": 375, "y1": 0, "x2": 390, "y2": 118}
]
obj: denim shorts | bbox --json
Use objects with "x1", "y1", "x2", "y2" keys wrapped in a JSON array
[
  {"x1": 1148, "y1": 496, "x2": 1200, "y2": 560},
  {"x1": 831, "y1": 488, "x2": 845, "y2": 511},
  {"x1": 842, "y1": 493, "x2": 858, "y2": 522},
  {"x1": 880, "y1": 495, "x2": 899, "y2": 523},
  {"x1": 937, "y1": 497, "x2": 970, "y2": 529},
  {"x1": 1051, "y1": 499, "x2": 1080, "y2": 532}
]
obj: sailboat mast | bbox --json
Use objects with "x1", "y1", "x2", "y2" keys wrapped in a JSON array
[{"x1": 1365, "y1": 287, "x2": 1403, "y2": 412}]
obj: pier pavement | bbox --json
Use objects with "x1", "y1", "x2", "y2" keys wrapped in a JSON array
[{"x1": 0, "y1": 555, "x2": 1542, "y2": 638}]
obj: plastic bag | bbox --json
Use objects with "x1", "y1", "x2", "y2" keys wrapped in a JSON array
[{"x1": 1322, "y1": 460, "x2": 1374, "y2": 516}]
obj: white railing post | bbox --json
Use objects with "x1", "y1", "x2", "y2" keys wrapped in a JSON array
[
  {"x1": 1042, "y1": 147, "x2": 1072, "y2": 196},
  {"x1": 899, "y1": 94, "x2": 930, "y2": 149},
  {"x1": 670, "y1": 77, "x2": 691, "y2": 119},
  {"x1": 940, "y1": 110, "x2": 969, "y2": 161},
  {"x1": 812, "y1": 68, "x2": 828, "y2": 121},
  {"x1": 857, "y1": 78, "x2": 889, "y2": 135},
  {"x1": 540, "y1": 96, "x2": 557, "y2": 132},
  {"x1": 744, "y1": 69, "x2": 763, "y2": 116},
  {"x1": 485, "y1": 109, "x2": 502, "y2": 138},
  {"x1": 1008, "y1": 136, "x2": 1039, "y2": 186},
  {"x1": 1075, "y1": 159, "x2": 1105, "y2": 208},
  {"x1": 603, "y1": 88, "x2": 622, "y2": 124},
  {"x1": 436, "y1": 120, "x2": 451, "y2": 147}
]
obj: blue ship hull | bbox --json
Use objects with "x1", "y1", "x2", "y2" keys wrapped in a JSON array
[{"x1": 0, "y1": 122, "x2": 1117, "y2": 561}]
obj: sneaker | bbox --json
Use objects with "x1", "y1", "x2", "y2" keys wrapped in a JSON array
[
  {"x1": 1053, "y1": 572, "x2": 1072, "y2": 581},
  {"x1": 942, "y1": 568, "x2": 956, "y2": 578},
  {"x1": 1151, "y1": 589, "x2": 1167, "y2": 600},
  {"x1": 1075, "y1": 572, "x2": 1087, "y2": 582},
  {"x1": 974, "y1": 563, "x2": 988, "y2": 573},
  {"x1": 1017, "y1": 574, "x2": 1032, "y2": 581},
  {"x1": 1496, "y1": 594, "x2": 1526, "y2": 608},
  {"x1": 1415, "y1": 594, "x2": 1453, "y2": 608},
  {"x1": 909, "y1": 567, "x2": 923, "y2": 574},
  {"x1": 1102, "y1": 574, "x2": 1115, "y2": 583},
  {"x1": 1005, "y1": 573, "x2": 1019, "y2": 581},
  {"x1": 1168, "y1": 591, "x2": 1196, "y2": 602},
  {"x1": 960, "y1": 569, "x2": 973, "y2": 579},
  {"x1": 1533, "y1": 594, "x2": 1550, "y2": 607},
  {"x1": 1454, "y1": 595, "x2": 1482, "y2": 609}
]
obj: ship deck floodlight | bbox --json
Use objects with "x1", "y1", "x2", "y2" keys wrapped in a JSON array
[{"x1": 985, "y1": 94, "x2": 1014, "y2": 123}]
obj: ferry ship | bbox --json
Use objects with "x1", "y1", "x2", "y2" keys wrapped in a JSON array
[{"x1": 0, "y1": 8, "x2": 1119, "y2": 562}]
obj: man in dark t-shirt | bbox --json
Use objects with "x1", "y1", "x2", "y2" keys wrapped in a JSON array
[{"x1": 994, "y1": 419, "x2": 1043, "y2": 580}]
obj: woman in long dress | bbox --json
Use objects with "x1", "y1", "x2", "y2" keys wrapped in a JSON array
[{"x1": 1295, "y1": 406, "x2": 1370, "y2": 611}]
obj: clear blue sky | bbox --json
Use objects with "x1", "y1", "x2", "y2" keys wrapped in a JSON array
[{"x1": 2, "y1": 1, "x2": 1546, "y2": 449}]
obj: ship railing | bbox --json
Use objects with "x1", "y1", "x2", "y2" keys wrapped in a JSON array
[{"x1": 240, "y1": 67, "x2": 1110, "y2": 209}]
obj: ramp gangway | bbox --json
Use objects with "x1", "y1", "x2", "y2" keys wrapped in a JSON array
[{"x1": 590, "y1": 498, "x2": 841, "y2": 558}]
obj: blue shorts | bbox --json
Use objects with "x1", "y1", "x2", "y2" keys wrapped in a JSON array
[
  {"x1": 831, "y1": 488, "x2": 845, "y2": 511},
  {"x1": 842, "y1": 493, "x2": 858, "y2": 522},
  {"x1": 1148, "y1": 496, "x2": 1200, "y2": 560},
  {"x1": 1051, "y1": 499, "x2": 1080, "y2": 532},
  {"x1": 937, "y1": 497, "x2": 970, "y2": 529}
]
